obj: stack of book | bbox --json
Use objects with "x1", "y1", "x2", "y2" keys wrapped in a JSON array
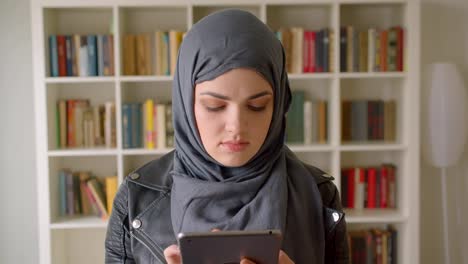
[
  {"x1": 340, "y1": 26, "x2": 404, "y2": 72},
  {"x1": 55, "y1": 100, "x2": 116, "y2": 149},
  {"x1": 48, "y1": 34, "x2": 114, "y2": 77},
  {"x1": 58, "y1": 169, "x2": 117, "y2": 220},
  {"x1": 276, "y1": 27, "x2": 334, "y2": 73},
  {"x1": 286, "y1": 90, "x2": 328, "y2": 144},
  {"x1": 348, "y1": 226, "x2": 397, "y2": 264},
  {"x1": 122, "y1": 30, "x2": 185, "y2": 76},
  {"x1": 122, "y1": 100, "x2": 174, "y2": 149},
  {"x1": 341, "y1": 100, "x2": 396, "y2": 142},
  {"x1": 341, "y1": 164, "x2": 397, "y2": 209}
]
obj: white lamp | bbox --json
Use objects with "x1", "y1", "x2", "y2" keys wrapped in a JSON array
[{"x1": 423, "y1": 62, "x2": 468, "y2": 264}]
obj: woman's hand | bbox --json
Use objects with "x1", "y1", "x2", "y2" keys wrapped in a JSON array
[
  {"x1": 164, "y1": 244, "x2": 181, "y2": 264},
  {"x1": 240, "y1": 250, "x2": 294, "y2": 264},
  {"x1": 164, "y1": 228, "x2": 219, "y2": 264}
]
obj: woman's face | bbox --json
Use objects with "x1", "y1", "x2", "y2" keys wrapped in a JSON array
[{"x1": 194, "y1": 68, "x2": 274, "y2": 167}]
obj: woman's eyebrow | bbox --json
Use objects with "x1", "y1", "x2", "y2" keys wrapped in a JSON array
[
  {"x1": 199, "y1": 91, "x2": 272, "y2": 100},
  {"x1": 247, "y1": 91, "x2": 272, "y2": 100}
]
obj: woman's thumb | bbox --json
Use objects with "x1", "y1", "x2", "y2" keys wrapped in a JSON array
[{"x1": 164, "y1": 244, "x2": 181, "y2": 264}]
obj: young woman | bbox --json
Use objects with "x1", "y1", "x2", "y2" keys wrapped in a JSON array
[{"x1": 105, "y1": 9, "x2": 348, "y2": 264}]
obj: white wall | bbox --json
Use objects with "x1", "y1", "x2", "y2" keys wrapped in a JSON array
[
  {"x1": 421, "y1": 0, "x2": 468, "y2": 263},
  {"x1": 0, "y1": 0, "x2": 39, "y2": 263}
]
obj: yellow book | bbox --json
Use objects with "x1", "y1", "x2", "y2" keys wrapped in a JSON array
[
  {"x1": 105, "y1": 176, "x2": 118, "y2": 215},
  {"x1": 145, "y1": 99, "x2": 154, "y2": 149},
  {"x1": 169, "y1": 30, "x2": 183, "y2": 76},
  {"x1": 123, "y1": 35, "x2": 136, "y2": 75}
]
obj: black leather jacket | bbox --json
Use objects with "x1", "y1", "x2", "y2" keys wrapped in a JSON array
[{"x1": 105, "y1": 152, "x2": 349, "y2": 263}]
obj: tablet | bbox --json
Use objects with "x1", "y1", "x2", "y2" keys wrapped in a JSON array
[{"x1": 177, "y1": 229, "x2": 282, "y2": 264}]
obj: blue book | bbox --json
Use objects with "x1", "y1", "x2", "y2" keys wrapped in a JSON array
[
  {"x1": 164, "y1": 33, "x2": 170, "y2": 75},
  {"x1": 87, "y1": 35, "x2": 98, "y2": 76},
  {"x1": 322, "y1": 28, "x2": 329, "y2": 73},
  {"x1": 131, "y1": 103, "x2": 142, "y2": 148},
  {"x1": 97, "y1": 35, "x2": 105, "y2": 76},
  {"x1": 49, "y1": 35, "x2": 59, "y2": 77}
]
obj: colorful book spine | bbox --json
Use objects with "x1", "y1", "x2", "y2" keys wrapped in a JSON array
[
  {"x1": 105, "y1": 176, "x2": 118, "y2": 215},
  {"x1": 49, "y1": 35, "x2": 59, "y2": 77},
  {"x1": 57, "y1": 35, "x2": 67, "y2": 76},
  {"x1": 65, "y1": 35, "x2": 73, "y2": 76},
  {"x1": 145, "y1": 99, "x2": 154, "y2": 149},
  {"x1": 87, "y1": 35, "x2": 97, "y2": 76},
  {"x1": 122, "y1": 104, "x2": 132, "y2": 149}
]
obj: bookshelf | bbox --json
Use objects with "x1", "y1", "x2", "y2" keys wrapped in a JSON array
[{"x1": 31, "y1": 0, "x2": 420, "y2": 263}]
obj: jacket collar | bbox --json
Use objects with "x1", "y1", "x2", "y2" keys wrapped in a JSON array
[{"x1": 127, "y1": 150, "x2": 175, "y2": 192}]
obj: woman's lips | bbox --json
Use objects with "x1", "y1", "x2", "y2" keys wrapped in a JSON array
[{"x1": 221, "y1": 141, "x2": 250, "y2": 152}]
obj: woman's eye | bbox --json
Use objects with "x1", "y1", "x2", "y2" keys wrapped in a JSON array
[
  {"x1": 248, "y1": 105, "x2": 266, "y2": 112},
  {"x1": 205, "y1": 105, "x2": 225, "y2": 112}
]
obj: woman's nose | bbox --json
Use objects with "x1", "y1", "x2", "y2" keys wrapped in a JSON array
[{"x1": 225, "y1": 107, "x2": 244, "y2": 134}]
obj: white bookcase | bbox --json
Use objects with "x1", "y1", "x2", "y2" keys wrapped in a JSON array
[{"x1": 31, "y1": 0, "x2": 420, "y2": 263}]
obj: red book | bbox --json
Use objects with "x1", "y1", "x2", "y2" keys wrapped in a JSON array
[
  {"x1": 366, "y1": 168, "x2": 377, "y2": 208},
  {"x1": 380, "y1": 166, "x2": 388, "y2": 208},
  {"x1": 395, "y1": 26, "x2": 404, "y2": 71},
  {"x1": 388, "y1": 165, "x2": 396, "y2": 208},
  {"x1": 303, "y1": 31, "x2": 310, "y2": 73},
  {"x1": 57, "y1": 35, "x2": 67, "y2": 76},
  {"x1": 310, "y1": 31, "x2": 317, "y2": 73}
]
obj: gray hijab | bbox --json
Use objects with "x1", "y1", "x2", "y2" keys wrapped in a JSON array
[{"x1": 171, "y1": 9, "x2": 325, "y2": 263}]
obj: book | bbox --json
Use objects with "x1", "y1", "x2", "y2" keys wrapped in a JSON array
[
  {"x1": 79, "y1": 36, "x2": 88, "y2": 76},
  {"x1": 65, "y1": 35, "x2": 73, "y2": 76},
  {"x1": 73, "y1": 34, "x2": 81, "y2": 76},
  {"x1": 278, "y1": 28, "x2": 292, "y2": 73},
  {"x1": 97, "y1": 35, "x2": 104, "y2": 76},
  {"x1": 136, "y1": 34, "x2": 152, "y2": 75},
  {"x1": 123, "y1": 35, "x2": 136, "y2": 75},
  {"x1": 304, "y1": 101, "x2": 313, "y2": 144},
  {"x1": 49, "y1": 35, "x2": 59, "y2": 77},
  {"x1": 169, "y1": 30, "x2": 184, "y2": 76},
  {"x1": 87, "y1": 178, "x2": 108, "y2": 220},
  {"x1": 346, "y1": 26, "x2": 354, "y2": 72},
  {"x1": 156, "y1": 103, "x2": 167, "y2": 149},
  {"x1": 155, "y1": 31, "x2": 170, "y2": 75},
  {"x1": 286, "y1": 90, "x2": 304, "y2": 143},
  {"x1": 57, "y1": 35, "x2": 67, "y2": 76},
  {"x1": 105, "y1": 102, "x2": 116, "y2": 148},
  {"x1": 78, "y1": 172, "x2": 91, "y2": 215},
  {"x1": 105, "y1": 176, "x2": 118, "y2": 215},
  {"x1": 144, "y1": 99, "x2": 154, "y2": 149},
  {"x1": 290, "y1": 27, "x2": 304, "y2": 74},
  {"x1": 318, "y1": 101, "x2": 327, "y2": 143},
  {"x1": 87, "y1": 35, "x2": 98, "y2": 76},
  {"x1": 58, "y1": 170, "x2": 67, "y2": 216}
]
